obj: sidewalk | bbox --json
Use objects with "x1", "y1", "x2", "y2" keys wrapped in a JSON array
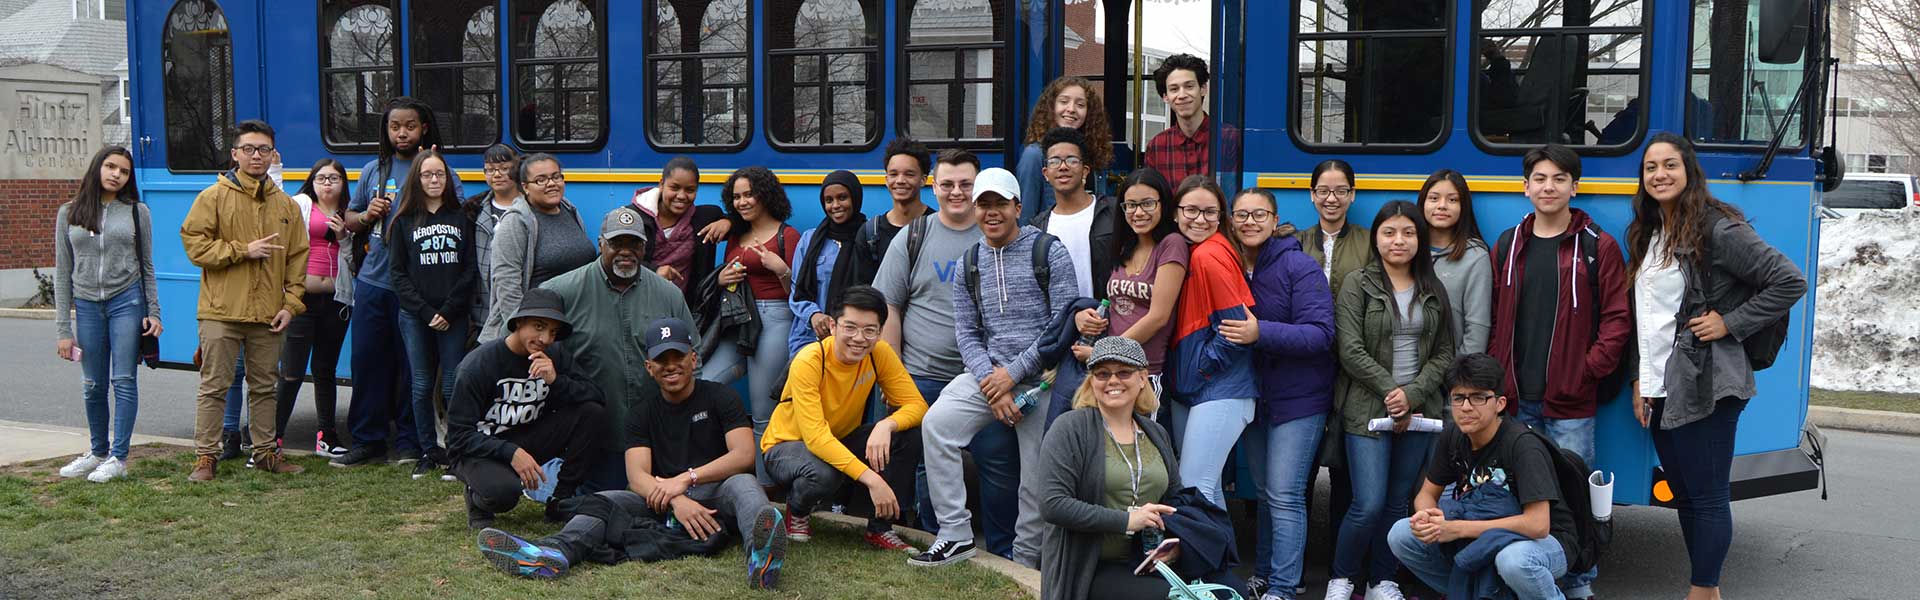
[{"x1": 0, "y1": 419, "x2": 196, "y2": 466}]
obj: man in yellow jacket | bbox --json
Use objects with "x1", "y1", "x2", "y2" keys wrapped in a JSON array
[{"x1": 179, "y1": 119, "x2": 309, "y2": 480}]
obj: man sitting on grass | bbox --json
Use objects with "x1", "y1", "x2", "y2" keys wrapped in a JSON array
[
  {"x1": 761, "y1": 285, "x2": 928, "y2": 553},
  {"x1": 476, "y1": 317, "x2": 789, "y2": 589},
  {"x1": 448, "y1": 287, "x2": 607, "y2": 529}
]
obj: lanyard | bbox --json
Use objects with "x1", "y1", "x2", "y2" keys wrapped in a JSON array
[{"x1": 1105, "y1": 424, "x2": 1146, "y2": 506}]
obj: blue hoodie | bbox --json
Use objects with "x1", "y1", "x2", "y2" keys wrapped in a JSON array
[{"x1": 1246, "y1": 235, "x2": 1337, "y2": 426}]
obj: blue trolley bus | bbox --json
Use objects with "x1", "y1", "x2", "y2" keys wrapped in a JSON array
[{"x1": 125, "y1": 0, "x2": 1830, "y2": 508}]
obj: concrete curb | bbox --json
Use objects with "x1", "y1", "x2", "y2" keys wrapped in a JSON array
[
  {"x1": 812, "y1": 512, "x2": 1040, "y2": 599},
  {"x1": 0, "y1": 307, "x2": 54, "y2": 320},
  {"x1": 1808, "y1": 405, "x2": 1920, "y2": 436},
  {"x1": 0, "y1": 419, "x2": 197, "y2": 466}
]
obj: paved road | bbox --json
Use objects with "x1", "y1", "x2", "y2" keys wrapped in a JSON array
[{"x1": 3, "y1": 316, "x2": 1914, "y2": 598}]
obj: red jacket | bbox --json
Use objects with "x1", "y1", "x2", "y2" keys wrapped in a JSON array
[{"x1": 1488, "y1": 209, "x2": 1633, "y2": 419}]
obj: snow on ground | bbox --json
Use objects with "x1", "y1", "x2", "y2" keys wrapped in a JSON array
[{"x1": 1812, "y1": 210, "x2": 1920, "y2": 393}]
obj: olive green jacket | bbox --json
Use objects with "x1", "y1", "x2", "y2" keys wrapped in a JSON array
[{"x1": 1332, "y1": 265, "x2": 1456, "y2": 438}]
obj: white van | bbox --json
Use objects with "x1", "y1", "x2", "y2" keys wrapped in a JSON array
[{"x1": 1822, "y1": 173, "x2": 1916, "y2": 217}]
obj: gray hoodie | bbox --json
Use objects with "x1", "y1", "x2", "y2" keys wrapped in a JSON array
[
  {"x1": 54, "y1": 200, "x2": 160, "y2": 339},
  {"x1": 478, "y1": 197, "x2": 585, "y2": 342},
  {"x1": 949, "y1": 226, "x2": 1078, "y2": 384},
  {"x1": 1432, "y1": 238, "x2": 1493, "y2": 355}
]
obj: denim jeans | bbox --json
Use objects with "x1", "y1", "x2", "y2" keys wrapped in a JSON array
[
  {"x1": 348, "y1": 283, "x2": 417, "y2": 451},
  {"x1": 398, "y1": 312, "x2": 468, "y2": 453},
  {"x1": 700, "y1": 299, "x2": 793, "y2": 440},
  {"x1": 911, "y1": 375, "x2": 1020, "y2": 559},
  {"x1": 1334, "y1": 430, "x2": 1434, "y2": 583},
  {"x1": 73, "y1": 285, "x2": 143, "y2": 460},
  {"x1": 1248, "y1": 413, "x2": 1326, "y2": 593},
  {"x1": 1651, "y1": 397, "x2": 1748, "y2": 588},
  {"x1": 1170, "y1": 397, "x2": 1256, "y2": 508},
  {"x1": 1389, "y1": 517, "x2": 1569, "y2": 600},
  {"x1": 1515, "y1": 400, "x2": 1598, "y2": 596},
  {"x1": 223, "y1": 355, "x2": 246, "y2": 432}
]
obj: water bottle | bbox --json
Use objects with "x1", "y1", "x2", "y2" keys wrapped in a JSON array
[
  {"x1": 1078, "y1": 299, "x2": 1111, "y2": 347},
  {"x1": 725, "y1": 260, "x2": 744, "y2": 293},
  {"x1": 1012, "y1": 381, "x2": 1050, "y2": 415},
  {"x1": 373, "y1": 178, "x2": 397, "y2": 240}
]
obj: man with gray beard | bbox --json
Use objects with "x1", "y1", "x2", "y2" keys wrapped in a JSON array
[{"x1": 541, "y1": 206, "x2": 700, "y2": 494}]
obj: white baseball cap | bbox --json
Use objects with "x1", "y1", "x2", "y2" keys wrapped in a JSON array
[{"x1": 971, "y1": 167, "x2": 1020, "y2": 204}]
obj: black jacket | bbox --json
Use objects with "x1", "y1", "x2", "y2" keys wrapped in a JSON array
[{"x1": 1029, "y1": 195, "x2": 1119, "y2": 301}]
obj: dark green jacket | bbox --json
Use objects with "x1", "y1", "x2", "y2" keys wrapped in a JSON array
[
  {"x1": 1333, "y1": 265, "x2": 1456, "y2": 438},
  {"x1": 1297, "y1": 223, "x2": 1375, "y2": 298},
  {"x1": 540, "y1": 262, "x2": 699, "y2": 447}
]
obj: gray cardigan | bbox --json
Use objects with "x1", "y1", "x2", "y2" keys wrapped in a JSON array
[
  {"x1": 478, "y1": 197, "x2": 585, "y2": 342},
  {"x1": 1432, "y1": 239, "x2": 1493, "y2": 355},
  {"x1": 54, "y1": 200, "x2": 160, "y2": 339},
  {"x1": 1038, "y1": 407, "x2": 1181, "y2": 600}
]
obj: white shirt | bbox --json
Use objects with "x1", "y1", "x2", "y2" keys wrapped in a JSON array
[
  {"x1": 1635, "y1": 233, "x2": 1686, "y2": 397},
  {"x1": 1047, "y1": 200, "x2": 1098, "y2": 297},
  {"x1": 1321, "y1": 226, "x2": 1341, "y2": 283}
]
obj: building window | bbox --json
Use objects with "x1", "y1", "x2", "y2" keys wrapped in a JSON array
[
  {"x1": 1474, "y1": 0, "x2": 1647, "y2": 150},
  {"x1": 1292, "y1": 0, "x2": 1449, "y2": 149},
  {"x1": 320, "y1": 0, "x2": 399, "y2": 151},
  {"x1": 510, "y1": 0, "x2": 606, "y2": 148},
  {"x1": 1688, "y1": 0, "x2": 1807, "y2": 147},
  {"x1": 767, "y1": 0, "x2": 880, "y2": 149},
  {"x1": 162, "y1": 0, "x2": 232, "y2": 172},
  {"x1": 412, "y1": 0, "x2": 500, "y2": 150},
  {"x1": 901, "y1": 0, "x2": 1005, "y2": 146},
  {"x1": 647, "y1": 0, "x2": 751, "y2": 150},
  {"x1": 117, "y1": 75, "x2": 131, "y2": 124}
]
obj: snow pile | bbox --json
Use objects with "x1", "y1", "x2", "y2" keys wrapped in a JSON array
[{"x1": 1811, "y1": 210, "x2": 1920, "y2": 392}]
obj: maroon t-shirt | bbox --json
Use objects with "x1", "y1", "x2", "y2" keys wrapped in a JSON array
[{"x1": 1105, "y1": 234, "x2": 1190, "y2": 374}]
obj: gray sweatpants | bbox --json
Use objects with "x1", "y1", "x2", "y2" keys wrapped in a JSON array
[
  {"x1": 539, "y1": 474, "x2": 770, "y2": 563},
  {"x1": 920, "y1": 372, "x2": 1050, "y2": 568}
]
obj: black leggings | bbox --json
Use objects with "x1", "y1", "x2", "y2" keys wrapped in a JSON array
[{"x1": 275, "y1": 292, "x2": 349, "y2": 441}]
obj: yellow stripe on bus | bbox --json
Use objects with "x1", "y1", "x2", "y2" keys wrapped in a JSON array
[
  {"x1": 1251, "y1": 174, "x2": 1814, "y2": 196},
  {"x1": 286, "y1": 169, "x2": 897, "y2": 187}
]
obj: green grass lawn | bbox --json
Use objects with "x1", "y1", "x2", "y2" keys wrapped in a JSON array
[
  {"x1": 1810, "y1": 388, "x2": 1920, "y2": 414},
  {"x1": 0, "y1": 446, "x2": 1024, "y2": 600}
]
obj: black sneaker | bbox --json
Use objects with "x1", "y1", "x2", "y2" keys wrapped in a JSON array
[
  {"x1": 411, "y1": 459, "x2": 436, "y2": 480},
  {"x1": 423, "y1": 448, "x2": 457, "y2": 481},
  {"x1": 907, "y1": 538, "x2": 977, "y2": 567},
  {"x1": 329, "y1": 444, "x2": 387, "y2": 468},
  {"x1": 219, "y1": 430, "x2": 243, "y2": 461},
  {"x1": 393, "y1": 447, "x2": 422, "y2": 465},
  {"x1": 544, "y1": 494, "x2": 582, "y2": 523}
]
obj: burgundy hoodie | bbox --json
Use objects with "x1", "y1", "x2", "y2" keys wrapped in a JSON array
[{"x1": 1488, "y1": 208, "x2": 1633, "y2": 419}]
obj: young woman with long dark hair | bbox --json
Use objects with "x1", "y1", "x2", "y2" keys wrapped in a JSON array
[
  {"x1": 1166, "y1": 176, "x2": 1257, "y2": 510},
  {"x1": 276, "y1": 158, "x2": 352, "y2": 456},
  {"x1": 388, "y1": 149, "x2": 478, "y2": 479},
  {"x1": 1071, "y1": 167, "x2": 1185, "y2": 384},
  {"x1": 1626, "y1": 132, "x2": 1805, "y2": 600},
  {"x1": 1419, "y1": 169, "x2": 1493, "y2": 355},
  {"x1": 702, "y1": 166, "x2": 801, "y2": 445},
  {"x1": 53, "y1": 145, "x2": 159, "y2": 483},
  {"x1": 1325, "y1": 200, "x2": 1456, "y2": 600}
]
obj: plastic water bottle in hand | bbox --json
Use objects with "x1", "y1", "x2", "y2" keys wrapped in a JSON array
[
  {"x1": 1013, "y1": 381, "x2": 1051, "y2": 415},
  {"x1": 1079, "y1": 299, "x2": 1111, "y2": 347}
]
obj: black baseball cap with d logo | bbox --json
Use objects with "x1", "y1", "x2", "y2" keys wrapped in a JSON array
[{"x1": 645, "y1": 317, "x2": 695, "y2": 360}]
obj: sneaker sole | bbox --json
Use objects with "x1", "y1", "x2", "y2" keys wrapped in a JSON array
[
  {"x1": 748, "y1": 507, "x2": 786, "y2": 590},
  {"x1": 907, "y1": 547, "x2": 976, "y2": 568},
  {"x1": 477, "y1": 528, "x2": 566, "y2": 580}
]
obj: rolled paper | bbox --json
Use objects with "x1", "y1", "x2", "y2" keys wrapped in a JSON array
[
  {"x1": 1366, "y1": 417, "x2": 1445, "y2": 432},
  {"x1": 1588, "y1": 470, "x2": 1615, "y2": 521}
]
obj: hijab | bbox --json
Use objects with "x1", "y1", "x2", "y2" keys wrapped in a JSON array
[{"x1": 794, "y1": 169, "x2": 867, "y2": 312}]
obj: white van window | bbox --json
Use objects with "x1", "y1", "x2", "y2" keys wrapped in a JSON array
[{"x1": 1825, "y1": 179, "x2": 1907, "y2": 210}]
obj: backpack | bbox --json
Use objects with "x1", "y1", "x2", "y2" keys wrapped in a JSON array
[
  {"x1": 1493, "y1": 224, "x2": 1630, "y2": 403},
  {"x1": 1701, "y1": 212, "x2": 1791, "y2": 371},
  {"x1": 962, "y1": 232, "x2": 1056, "y2": 333},
  {"x1": 1521, "y1": 428, "x2": 1613, "y2": 575}
]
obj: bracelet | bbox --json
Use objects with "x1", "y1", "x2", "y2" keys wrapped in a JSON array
[{"x1": 686, "y1": 468, "x2": 699, "y2": 485}]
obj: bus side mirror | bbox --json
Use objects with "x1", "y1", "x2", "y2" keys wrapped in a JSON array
[
  {"x1": 1818, "y1": 146, "x2": 1844, "y2": 193},
  {"x1": 1759, "y1": 0, "x2": 1812, "y2": 64}
]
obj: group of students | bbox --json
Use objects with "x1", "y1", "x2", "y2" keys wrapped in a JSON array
[{"x1": 48, "y1": 50, "x2": 1805, "y2": 600}]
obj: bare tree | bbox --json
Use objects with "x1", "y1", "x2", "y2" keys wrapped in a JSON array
[{"x1": 1844, "y1": 0, "x2": 1920, "y2": 159}]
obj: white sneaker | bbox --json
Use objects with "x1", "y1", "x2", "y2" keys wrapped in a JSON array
[
  {"x1": 1363, "y1": 581, "x2": 1405, "y2": 600},
  {"x1": 1322, "y1": 578, "x2": 1356, "y2": 600},
  {"x1": 86, "y1": 457, "x2": 127, "y2": 483},
  {"x1": 58, "y1": 454, "x2": 105, "y2": 478}
]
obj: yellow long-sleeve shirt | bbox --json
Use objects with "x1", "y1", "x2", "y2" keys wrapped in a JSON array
[{"x1": 760, "y1": 337, "x2": 927, "y2": 480}]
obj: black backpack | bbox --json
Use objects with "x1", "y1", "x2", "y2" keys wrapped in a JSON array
[
  {"x1": 1700, "y1": 212, "x2": 1791, "y2": 370},
  {"x1": 1521, "y1": 428, "x2": 1613, "y2": 575},
  {"x1": 962, "y1": 232, "x2": 1056, "y2": 333}
]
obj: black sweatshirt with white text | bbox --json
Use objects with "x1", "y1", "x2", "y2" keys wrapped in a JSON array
[
  {"x1": 446, "y1": 338, "x2": 603, "y2": 463},
  {"x1": 390, "y1": 203, "x2": 478, "y2": 323}
]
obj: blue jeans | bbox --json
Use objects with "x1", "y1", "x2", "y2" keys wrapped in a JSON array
[
  {"x1": 398, "y1": 312, "x2": 468, "y2": 453},
  {"x1": 1335, "y1": 430, "x2": 1433, "y2": 584},
  {"x1": 1248, "y1": 413, "x2": 1326, "y2": 593},
  {"x1": 1515, "y1": 400, "x2": 1598, "y2": 596},
  {"x1": 911, "y1": 375, "x2": 1020, "y2": 558},
  {"x1": 223, "y1": 355, "x2": 245, "y2": 431},
  {"x1": 73, "y1": 286, "x2": 143, "y2": 460},
  {"x1": 1170, "y1": 397, "x2": 1255, "y2": 508},
  {"x1": 1651, "y1": 397, "x2": 1747, "y2": 588},
  {"x1": 348, "y1": 283, "x2": 417, "y2": 451},
  {"x1": 1389, "y1": 517, "x2": 1569, "y2": 599}
]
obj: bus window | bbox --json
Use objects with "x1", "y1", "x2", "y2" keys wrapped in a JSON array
[
  {"x1": 162, "y1": 0, "x2": 233, "y2": 172},
  {"x1": 1059, "y1": 0, "x2": 1210, "y2": 166},
  {"x1": 511, "y1": 0, "x2": 606, "y2": 148},
  {"x1": 1474, "y1": 0, "x2": 1646, "y2": 150},
  {"x1": 1687, "y1": 0, "x2": 1807, "y2": 147},
  {"x1": 647, "y1": 0, "x2": 750, "y2": 149},
  {"x1": 768, "y1": 0, "x2": 880, "y2": 149},
  {"x1": 412, "y1": 0, "x2": 501, "y2": 151},
  {"x1": 1293, "y1": 0, "x2": 1449, "y2": 149},
  {"x1": 320, "y1": 0, "x2": 398, "y2": 152},
  {"x1": 902, "y1": 0, "x2": 1005, "y2": 147}
]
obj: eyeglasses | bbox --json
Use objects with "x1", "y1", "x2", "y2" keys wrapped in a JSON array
[
  {"x1": 1448, "y1": 392, "x2": 1498, "y2": 407},
  {"x1": 1090, "y1": 368, "x2": 1140, "y2": 382},
  {"x1": 836, "y1": 322, "x2": 880, "y2": 340},
  {"x1": 234, "y1": 145, "x2": 275, "y2": 157},
  {"x1": 1232, "y1": 209, "x2": 1274, "y2": 223},
  {"x1": 528, "y1": 174, "x2": 564, "y2": 187},
  {"x1": 483, "y1": 166, "x2": 513, "y2": 176},
  {"x1": 419, "y1": 171, "x2": 449, "y2": 181},
  {"x1": 1311, "y1": 187, "x2": 1354, "y2": 199},
  {"x1": 1177, "y1": 206, "x2": 1221, "y2": 221},
  {"x1": 1122, "y1": 200, "x2": 1158, "y2": 214},
  {"x1": 1044, "y1": 156, "x2": 1084, "y2": 169},
  {"x1": 312, "y1": 175, "x2": 344, "y2": 184},
  {"x1": 936, "y1": 181, "x2": 975, "y2": 193}
]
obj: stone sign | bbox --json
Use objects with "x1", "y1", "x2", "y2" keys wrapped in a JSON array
[{"x1": 0, "y1": 64, "x2": 101, "y2": 180}]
